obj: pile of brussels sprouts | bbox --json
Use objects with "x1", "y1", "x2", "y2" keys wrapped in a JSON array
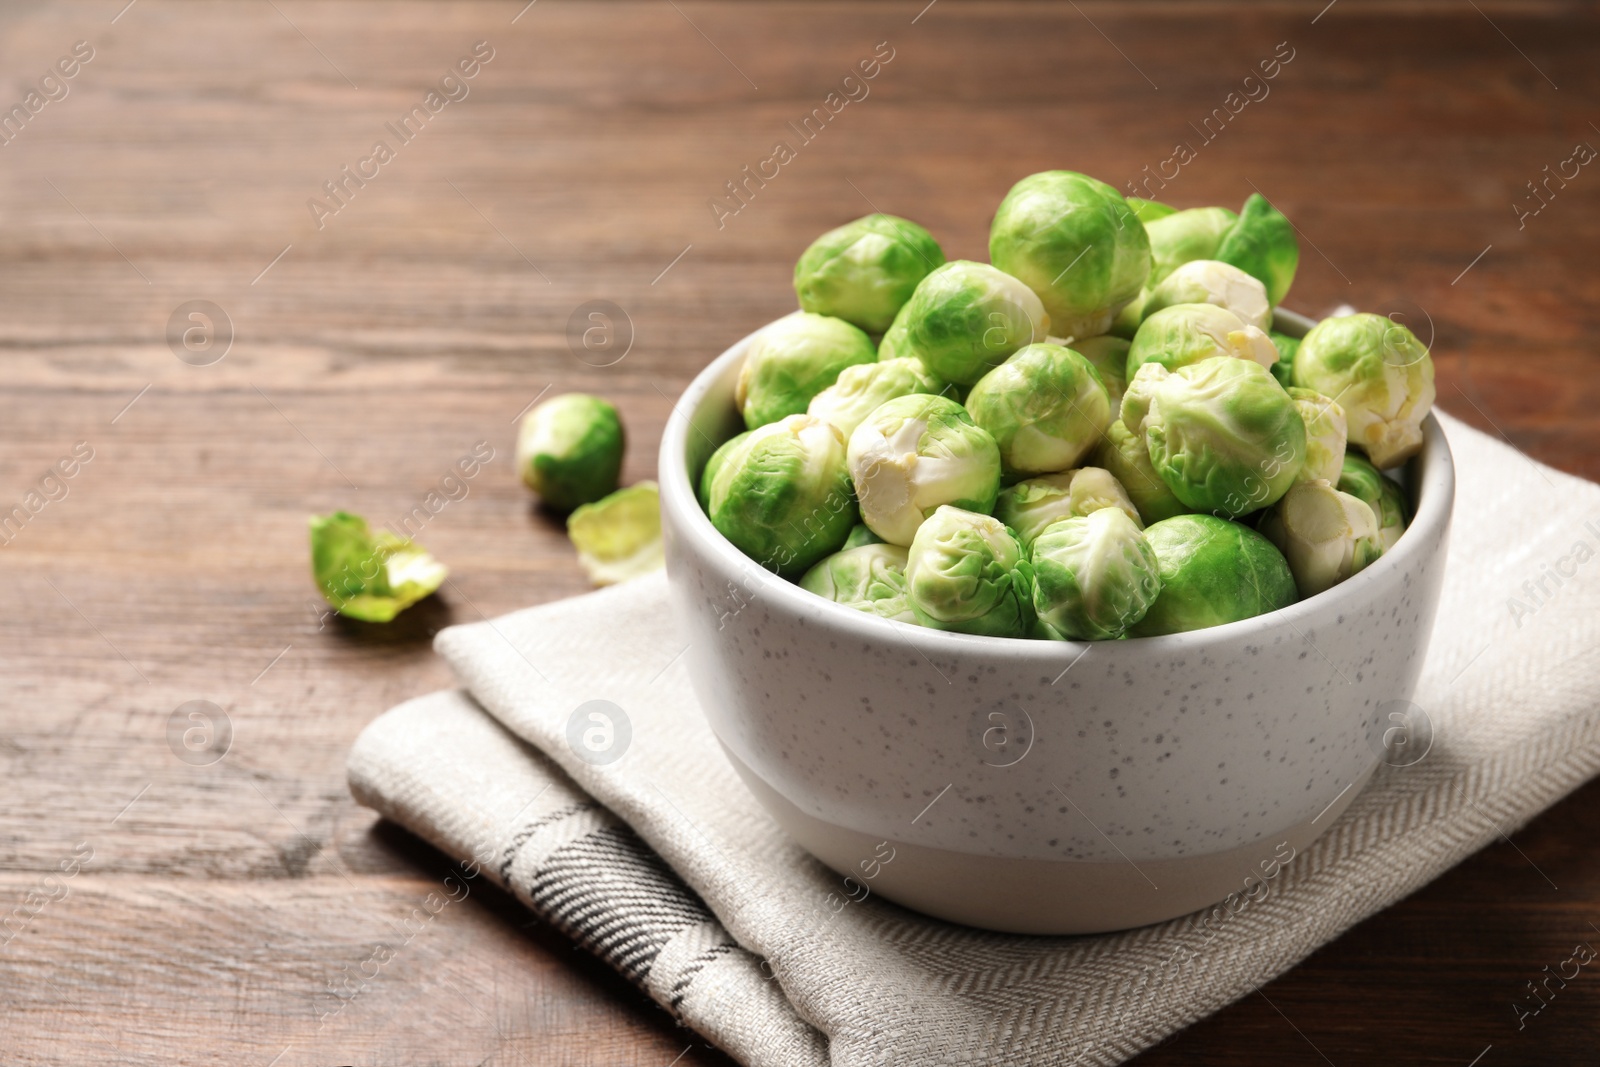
[{"x1": 699, "y1": 170, "x2": 1436, "y2": 640}]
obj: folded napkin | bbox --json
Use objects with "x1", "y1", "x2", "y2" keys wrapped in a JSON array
[{"x1": 348, "y1": 411, "x2": 1600, "y2": 1066}]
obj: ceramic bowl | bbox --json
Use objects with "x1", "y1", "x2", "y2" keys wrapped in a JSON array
[{"x1": 658, "y1": 309, "x2": 1454, "y2": 934}]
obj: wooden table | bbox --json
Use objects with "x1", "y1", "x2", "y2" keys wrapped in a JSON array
[{"x1": 2, "y1": 2, "x2": 1596, "y2": 1063}]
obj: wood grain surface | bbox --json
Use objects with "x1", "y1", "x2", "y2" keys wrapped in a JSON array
[{"x1": 1, "y1": 1, "x2": 1597, "y2": 1064}]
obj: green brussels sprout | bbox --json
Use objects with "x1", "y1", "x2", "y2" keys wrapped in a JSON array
[
  {"x1": 516, "y1": 393, "x2": 625, "y2": 511},
  {"x1": 989, "y1": 171, "x2": 1151, "y2": 339},
  {"x1": 1129, "y1": 514, "x2": 1297, "y2": 636},
  {"x1": 876, "y1": 300, "x2": 914, "y2": 361},
  {"x1": 1268, "y1": 329, "x2": 1301, "y2": 389},
  {"x1": 309, "y1": 511, "x2": 447, "y2": 623},
  {"x1": 901, "y1": 260, "x2": 1049, "y2": 385},
  {"x1": 1031, "y1": 508, "x2": 1162, "y2": 640},
  {"x1": 1144, "y1": 206, "x2": 1237, "y2": 288},
  {"x1": 794, "y1": 214, "x2": 945, "y2": 333},
  {"x1": 567, "y1": 482, "x2": 663, "y2": 586},
  {"x1": 995, "y1": 466, "x2": 1142, "y2": 548},
  {"x1": 1065, "y1": 334, "x2": 1131, "y2": 408},
  {"x1": 735, "y1": 312, "x2": 876, "y2": 430},
  {"x1": 1091, "y1": 419, "x2": 1190, "y2": 525},
  {"x1": 1141, "y1": 259, "x2": 1271, "y2": 332},
  {"x1": 847, "y1": 393, "x2": 1002, "y2": 545},
  {"x1": 1125, "y1": 303, "x2": 1279, "y2": 380},
  {"x1": 1337, "y1": 453, "x2": 1408, "y2": 550},
  {"x1": 799, "y1": 542, "x2": 916, "y2": 622},
  {"x1": 1291, "y1": 312, "x2": 1435, "y2": 468},
  {"x1": 905, "y1": 505, "x2": 1036, "y2": 638},
  {"x1": 807, "y1": 357, "x2": 945, "y2": 438},
  {"x1": 1215, "y1": 193, "x2": 1299, "y2": 306},
  {"x1": 1121, "y1": 357, "x2": 1306, "y2": 518},
  {"x1": 1126, "y1": 197, "x2": 1177, "y2": 223},
  {"x1": 701, "y1": 414, "x2": 857, "y2": 577},
  {"x1": 1107, "y1": 292, "x2": 1147, "y2": 340},
  {"x1": 1287, "y1": 387, "x2": 1347, "y2": 485},
  {"x1": 965, "y1": 343, "x2": 1113, "y2": 478},
  {"x1": 842, "y1": 522, "x2": 885, "y2": 550},
  {"x1": 1258, "y1": 481, "x2": 1383, "y2": 598}
]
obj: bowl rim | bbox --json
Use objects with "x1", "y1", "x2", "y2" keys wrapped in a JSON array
[{"x1": 658, "y1": 307, "x2": 1456, "y2": 660}]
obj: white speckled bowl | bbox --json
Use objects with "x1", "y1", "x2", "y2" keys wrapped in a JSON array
[{"x1": 659, "y1": 309, "x2": 1454, "y2": 934}]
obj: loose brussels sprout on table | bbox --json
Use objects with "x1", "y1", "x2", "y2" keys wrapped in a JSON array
[
  {"x1": 965, "y1": 343, "x2": 1113, "y2": 478},
  {"x1": 1292, "y1": 312, "x2": 1435, "y2": 469},
  {"x1": 1032, "y1": 508, "x2": 1162, "y2": 640},
  {"x1": 800, "y1": 542, "x2": 915, "y2": 622},
  {"x1": 900, "y1": 260, "x2": 1049, "y2": 385},
  {"x1": 517, "y1": 393, "x2": 625, "y2": 511},
  {"x1": 1121, "y1": 357, "x2": 1306, "y2": 517},
  {"x1": 696, "y1": 168, "x2": 1435, "y2": 641},
  {"x1": 1126, "y1": 303, "x2": 1279, "y2": 379},
  {"x1": 310, "y1": 511, "x2": 447, "y2": 623},
  {"x1": 847, "y1": 393, "x2": 1002, "y2": 546},
  {"x1": 989, "y1": 171, "x2": 1151, "y2": 340},
  {"x1": 808, "y1": 356, "x2": 946, "y2": 438},
  {"x1": 567, "y1": 482, "x2": 664, "y2": 587},
  {"x1": 793, "y1": 214, "x2": 945, "y2": 333},
  {"x1": 736, "y1": 312, "x2": 877, "y2": 430},
  {"x1": 702, "y1": 413, "x2": 857, "y2": 577},
  {"x1": 995, "y1": 466, "x2": 1142, "y2": 549},
  {"x1": 905, "y1": 506, "x2": 1036, "y2": 638}
]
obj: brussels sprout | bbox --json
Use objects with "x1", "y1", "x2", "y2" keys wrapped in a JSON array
[
  {"x1": 1337, "y1": 453, "x2": 1408, "y2": 550},
  {"x1": 847, "y1": 393, "x2": 1002, "y2": 545},
  {"x1": 1144, "y1": 206, "x2": 1238, "y2": 288},
  {"x1": 807, "y1": 357, "x2": 945, "y2": 438},
  {"x1": 1291, "y1": 312, "x2": 1436, "y2": 468},
  {"x1": 1121, "y1": 357, "x2": 1306, "y2": 517},
  {"x1": 1107, "y1": 293, "x2": 1146, "y2": 340},
  {"x1": 905, "y1": 505, "x2": 1035, "y2": 638},
  {"x1": 989, "y1": 171, "x2": 1151, "y2": 339},
  {"x1": 1127, "y1": 197, "x2": 1177, "y2": 223},
  {"x1": 1141, "y1": 260, "x2": 1271, "y2": 332},
  {"x1": 1268, "y1": 330, "x2": 1301, "y2": 389},
  {"x1": 516, "y1": 393, "x2": 625, "y2": 511},
  {"x1": 1091, "y1": 419, "x2": 1190, "y2": 525},
  {"x1": 1129, "y1": 514, "x2": 1297, "y2": 636},
  {"x1": 1126, "y1": 303, "x2": 1279, "y2": 380},
  {"x1": 701, "y1": 414, "x2": 857, "y2": 576},
  {"x1": 1067, "y1": 334, "x2": 1132, "y2": 408},
  {"x1": 995, "y1": 466, "x2": 1142, "y2": 548},
  {"x1": 965, "y1": 343, "x2": 1113, "y2": 478},
  {"x1": 735, "y1": 312, "x2": 877, "y2": 430},
  {"x1": 1288, "y1": 387, "x2": 1347, "y2": 485},
  {"x1": 1032, "y1": 508, "x2": 1162, "y2": 640},
  {"x1": 567, "y1": 482, "x2": 664, "y2": 586},
  {"x1": 309, "y1": 511, "x2": 447, "y2": 623},
  {"x1": 799, "y1": 542, "x2": 916, "y2": 621},
  {"x1": 1258, "y1": 481, "x2": 1382, "y2": 598},
  {"x1": 876, "y1": 300, "x2": 914, "y2": 361},
  {"x1": 1215, "y1": 193, "x2": 1299, "y2": 306},
  {"x1": 842, "y1": 522, "x2": 885, "y2": 550},
  {"x1": 901, "y1": 260, "x2": 1049, "y2": 385},
  {"x1": 794, "y1": 214, "x2": 945, "y2": 332}
]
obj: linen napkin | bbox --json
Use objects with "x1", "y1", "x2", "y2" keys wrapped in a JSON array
[{"x1": 348, "y1": 411, "x2": 1600, "y2": 1066}]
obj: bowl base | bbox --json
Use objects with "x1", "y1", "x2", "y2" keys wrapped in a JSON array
[{"x1": 723, "y1": 744, "x2": 1375, "y2": 935}]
